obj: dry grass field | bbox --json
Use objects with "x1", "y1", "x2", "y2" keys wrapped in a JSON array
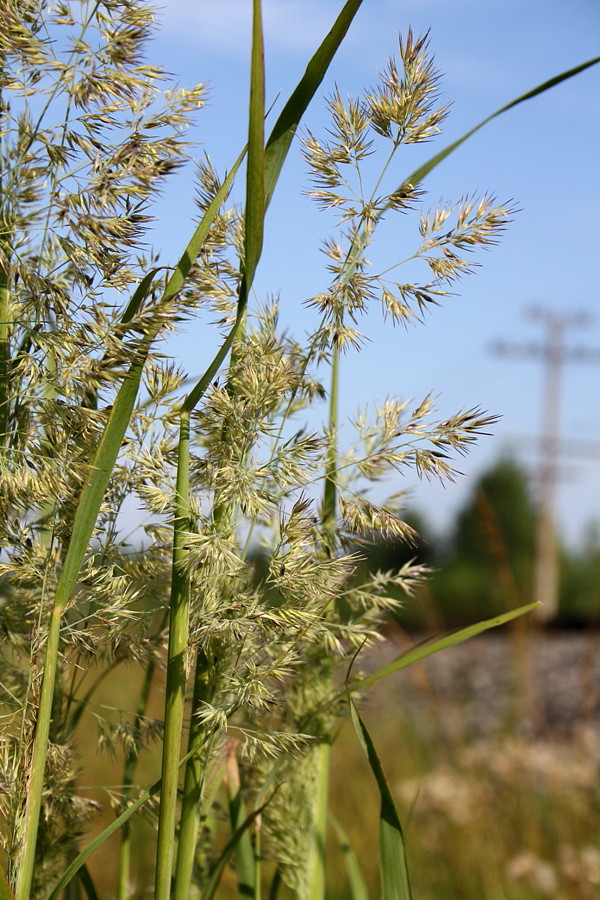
[{"x1": 75, "y1": 626, "x2": 600, "y2": 898}]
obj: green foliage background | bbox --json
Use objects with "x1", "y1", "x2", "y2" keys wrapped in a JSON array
[{"x1": 359, "y1": 454, "x2": 600, "y2": 627}]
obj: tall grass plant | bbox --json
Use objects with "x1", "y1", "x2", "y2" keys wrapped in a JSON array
[{"x1": 0, "y1": 2, "x2": 597, "y2": 896}]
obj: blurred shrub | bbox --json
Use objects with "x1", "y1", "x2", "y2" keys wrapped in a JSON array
[{"x1": 356, "y1": 455, "x2": 599, "y2": 628}]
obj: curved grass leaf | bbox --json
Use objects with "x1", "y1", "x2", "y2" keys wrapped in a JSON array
[
  {"x1": 405, "y1": 55, "x2": 600, "y2": 188},
  {"x1": 47, "y1": 730, "x2": 216, "y2": 899},
  {"x1": 349, "y1": 698, "x2": 412, "y2": 900},
  {"x1": 330, "y1": 814, "x2": 369, "y2": 900},
  {"x1": 115, "y1": 267, "x2": 163, "y2": 330},
  {"x1": 350, "y1": 603, "x2": 538, "y2": 694},
  {"x1": 53, "y1": 143, "x2": 244, "y2": 617},
  {"x1": 268, "y1": 869, "x2": 283, "y2": 900},
  {"x1": 48, "y1": 782, "x2": 159, "y2": 899},
  {"x1": 163, "y1": 149, "x2": 246, "y2": 305},
  {"x1": 183, "y1": 0, "x2": 367, "y2": 411}
]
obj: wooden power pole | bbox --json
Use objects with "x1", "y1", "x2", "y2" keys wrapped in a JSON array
[{"x1": 491, "y1": 307, "x2": 600, "y2": 622}]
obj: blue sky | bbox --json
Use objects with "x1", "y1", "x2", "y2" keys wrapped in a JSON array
[{"x1": 148, "y1": 0, "x2": 599, "y2": 547}]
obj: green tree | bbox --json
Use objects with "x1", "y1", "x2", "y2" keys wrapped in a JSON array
[
  {"x1": 455, "y1": 456, "x2": 536, "y2": 569},
  {"x1": 560, "y1": 525, "x2": 600, "y2": 624},
  {"x1": 432, "y1": 455, "x2": 537, "y2": 623}
]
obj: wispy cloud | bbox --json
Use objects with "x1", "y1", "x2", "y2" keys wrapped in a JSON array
[{"x1": 157, "y1": 0, "x2": 368, "y2": 56}]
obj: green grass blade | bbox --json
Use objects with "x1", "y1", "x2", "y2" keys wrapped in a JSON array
[
  {"x1": 164, "y1": 148, "x2": 245, "y2": 304},
  {"x1": 81, "y1": 268, "x2": 162, "y2": 410},
  {"x1": 267, "y1": 870, "x2": 282, "y2": 900},
  {"x1": 77, "y1": 864, "x2": 100, "y2": 900},
  {"x1": 351, "y1": 603, "x2": 538, "y2": 693},
  {"x1": 349, "y1": 698, "x2": 412, "y2": 900},
  {"x1": 182, "y1": 318, "x2": 242, "y2": 412},
  {"x1": 264, "y1": 0, "x2": 365, "y2": 208},
  {"x1": 244, "y1": 0, "x2": 266, "y2": 290},
  {"x1": 154, "y1": 413, "x2": 192, "y2": 899},
  {"x1": 48, "y1": 732, "x2": 216, "y2": 899},
  {"x1": 54, "y1": 347, "x2": 149, "y2": 613},
  {"x1": 227, "y1": 772, "x2": 256, "y2": 899},
  {"x1": 48, "y1": 782, "x2": 159, "y2": 899},
  {"x1": 51, "y1": 134, "x2": 246, "y2": 611},
  {"x1": 183, "y1": 0, "x2": 366, "y2": 415},
  {"x1": 330, "y1": 814, "x2": 369, "y2": 900},
  {"x1": 116, "y1": 267, "x2": 163, "y2": 330},
  {"x1": 404, "y1": 56, "x2": 600, "y2": 187},
  {"x1": 227, "y1": 0, "x2": 266, "y2": 370}
]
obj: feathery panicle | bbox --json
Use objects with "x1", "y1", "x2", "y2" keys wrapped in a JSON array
[{"x1": 366, "y1": 29, "x2": 450, "y2": 142}]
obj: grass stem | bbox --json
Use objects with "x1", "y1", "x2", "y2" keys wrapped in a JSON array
[
  {"x1": 0, "y1": 238, "x2": 9, "y2": 449},
  {"x1": 306, "y1": 741, "x2": 331, "y2": 899},
  {"x1": 117, "y1": 651, "x2": 158, "y2": 900},
  {"x1": 172, "y1": 649, "x2": 211, "y2": 899},
  {"x1": 154, "y1": 411, "x2": 191, "y2": 899},
  {"x1": 14, "y1": 605, "x2": 62, "y2": 900}
]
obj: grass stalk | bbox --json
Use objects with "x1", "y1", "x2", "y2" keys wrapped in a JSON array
[
  {"x1": 322, "y1": 343, "x2": 340, "y2": 529},
  {"x1": 306, "y1": 335, "x2": 341, "y2": 897},
  {"x1": 0, "y1": 233, "x2": 9, "y2": 449},
  {"x1": 13, "y1": 605, "x2": 62, "y2": 900},
  {"x1": 306, "y1": 741, "x2": 331, "y2": 899},
  {"x1": 154, "y1": 411, "x2": 191, "y2": 898},
  {"x1": 174, "y1": 4, "x2": 266, "y2": 889},
  {"x1": 225, "y1": 744, "x2": 256, "y2": 899},
  {"x1": 173, "y1": 5, "x2": 371, "y2": 888},
  {"x1": 10, "y1": 6, "x2": 587, "y2": 896},
  {"x1": 15, "y1": 342, "x2": 152, "y2": 893},
  {"x1": 117, "y1": 650, "x2": 159, "y2": 900},
  {"x1": 9, "y1": 4, "x2": 377, "y2": 889},
  {"x1": 172, "y1": 649, "x2": 211, "y2": 899}
]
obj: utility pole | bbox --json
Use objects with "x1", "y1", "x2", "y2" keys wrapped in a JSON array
[{"x1": 490, "y1": 307, "x2": 600, "y2": 622}]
